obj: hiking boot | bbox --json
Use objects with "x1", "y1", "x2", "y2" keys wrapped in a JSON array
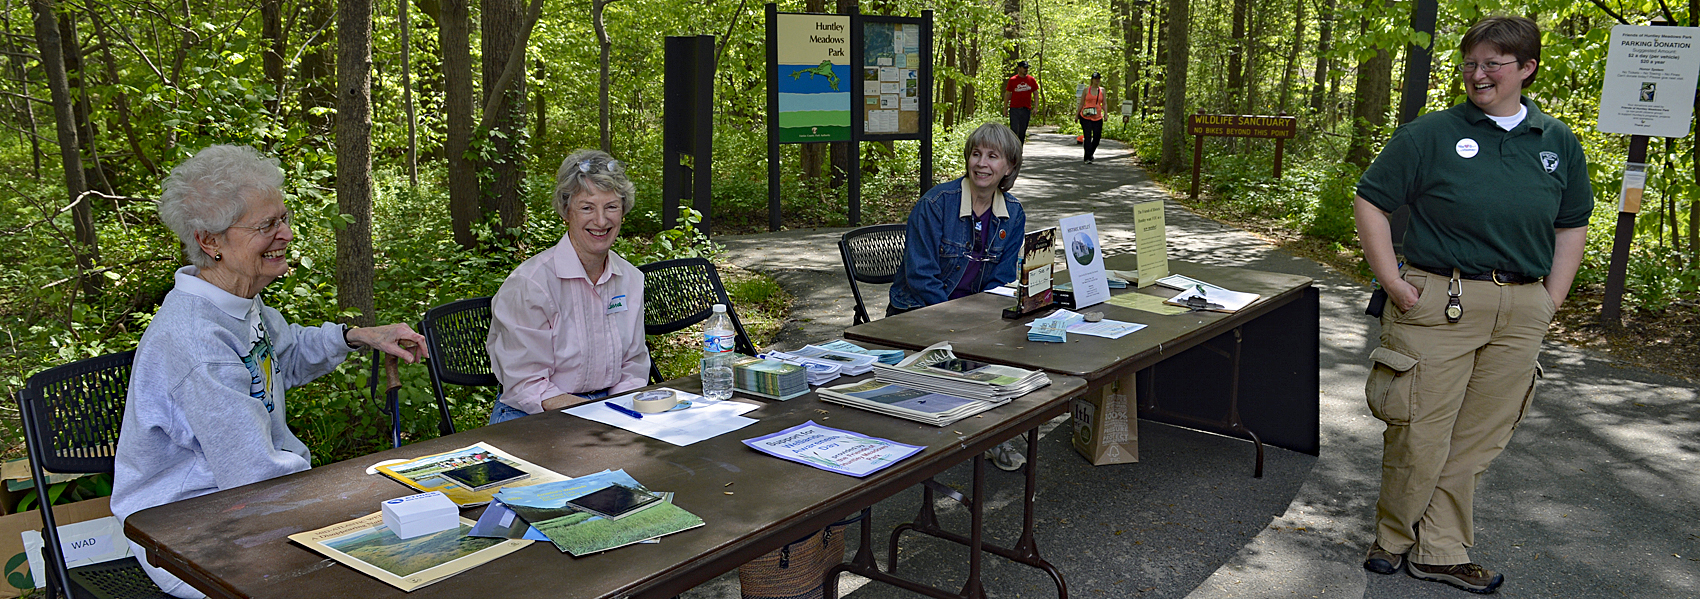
[
  {"x1": 986, "y1": 440, "x2": 1026, "y2": 472},
  {"x1": 1363, "y1": 543, "x2": 1404, "y2": 575},
  {"x1": 1408, "y1": 561, "x2": 1504, "y2": 594}
]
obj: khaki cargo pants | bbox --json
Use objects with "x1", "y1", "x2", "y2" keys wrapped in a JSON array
[{"x1": 1365, "y1": 267, "x2": 1553, "y2": 565}]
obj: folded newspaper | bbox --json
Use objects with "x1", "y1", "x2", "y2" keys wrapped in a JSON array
[{"x1": 870, "y1": 341, "x2": 1050, "y2": 402}]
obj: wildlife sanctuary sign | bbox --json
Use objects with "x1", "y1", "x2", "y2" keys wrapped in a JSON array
[{"x1": 1186, "y1": 113, "x2": 1298, "y2": 199}]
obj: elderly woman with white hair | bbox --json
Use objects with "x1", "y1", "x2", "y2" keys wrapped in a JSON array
[
  {"x1": 112, "y1": 144, "x2": 427, "y2": 597},
  {"x1": 484, "y1": 149, "x2": 652, "y2": 423}
]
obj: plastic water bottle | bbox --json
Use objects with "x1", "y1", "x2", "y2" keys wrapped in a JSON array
[{"x1": 700, "y1": 304, "x2": 735, "y2": 400}]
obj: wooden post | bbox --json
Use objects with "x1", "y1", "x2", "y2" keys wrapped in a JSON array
[
  {"x1": 1190, "y1": 136, "x2": 1203, "y2": 199},
  {"x1": 1601, "y1": 135, "x2": 1649, "y2": 326},
  {"x1": 1273, "y1": 138, "x2": 1285, "y2": 179}
]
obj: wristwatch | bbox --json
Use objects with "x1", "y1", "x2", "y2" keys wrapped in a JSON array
[{"x1": 342, "y1": 324, "x2": 360, "y2": 350}]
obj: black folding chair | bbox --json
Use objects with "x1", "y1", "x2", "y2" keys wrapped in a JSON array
[
  {"x1": 420, "y1": 297, "x2": 499, "y2": 437},
  {"x1": 639, "y1": 258, "x2": 757, "y2": 384},
  {"x1": 837, "y1": 224, "x2": 908, "y2": 325},
  {"x1": 17, "y1": 350, "x2": 170, "y2": 599}
]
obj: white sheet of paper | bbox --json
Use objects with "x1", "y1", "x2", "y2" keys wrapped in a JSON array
[
  {"x1": 563, "y1": 388, "x2": 760, "y2": 446},
  {"x1": 868, "y1": 109, "x2": 898, "y2": 132},
  {"x1": 1058, "y1": 213, "x2": 1110, "y2": 308},
  {"x1": 1023, "y1": 316, "x2": 1145, "y2": 339},
  {"x1": 879, "y1": 66, "x2": 899, "y2": 81},
  {"x1": 986, "y1": 285, "x2": 1017, "y2": 297}
]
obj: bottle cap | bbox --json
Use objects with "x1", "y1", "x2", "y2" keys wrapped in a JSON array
[{"x1": 713, "y1": 304, "x2": 726, "y2": 313}]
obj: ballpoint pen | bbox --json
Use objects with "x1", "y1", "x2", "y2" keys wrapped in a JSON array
[{"x1": 607, "y1": 402, "x2": 644, "y2": 419}]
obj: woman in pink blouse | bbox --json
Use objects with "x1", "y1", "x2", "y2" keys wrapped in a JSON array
[{"x1": 485, "y1": 149, "x2": 652, "y2": 423}]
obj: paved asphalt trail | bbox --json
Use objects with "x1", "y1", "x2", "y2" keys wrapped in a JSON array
[{"x1": 680, "y1": 130, "x2": 1699, "y2": 598}]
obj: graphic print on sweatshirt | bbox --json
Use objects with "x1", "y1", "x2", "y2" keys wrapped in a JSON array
[{"x1": 241, "y1": 317, "x2": 277, "y2": 413}]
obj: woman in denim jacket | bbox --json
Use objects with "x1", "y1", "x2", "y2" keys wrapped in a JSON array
[{"x1": 889, "y1": 122, "x2": 1027, "y2": 315}]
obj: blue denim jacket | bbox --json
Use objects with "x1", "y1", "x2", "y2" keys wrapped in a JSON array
[{"x1": 889, "y1": 178, "x2": 1027, "y2": 311}]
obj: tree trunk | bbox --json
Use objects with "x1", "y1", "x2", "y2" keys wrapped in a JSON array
[
  {"x1": 940, "y1": 34, "x2": 957, "y2": 125},
  {"x1": 442, "y1": 0, "x2": 478, "y2": 248},
  {"x1": 401, "y1": 0, "x2": 417, "y2": 185},
  {"x1": 1277, "y1": 0, "x2": 1306, "y2": 114},
  {"x1": 262, "y1": 0, "x2": 285, "y2": 116},
  {"x1": 1157, "y1": 0, "x2": 1189, "y2": 173},
  {"x1": 1310, "y1": 0, "x2": 1335, "y2": 115},
  {"x1": 594, "y1": 0, "x2": 615, "y2": 153},
  {"x1": 482, "y1": 0, "x2": 528, "y2": 232},
  {"x1": 337, "y1": 0, "x2": 375, "y2": 327},
  {"x1": 961, "y1": 26, "x2": 979, "y2": 120},
  {"x1": 33, "y1": 0, "x2": 98, "y2": 292},
  {"x1": 1125, "y1": 0, "x2": 1140, "y2": 106},
  {"x1": 1345, "y1": 16, "x2": 1393, "y2": 168},
  {"x1": 59, "y1": 11, "x2": 110, "y2": 195},
  {"x1": 1227, "y1": 0, "x2": 1247, "y2": 111}
]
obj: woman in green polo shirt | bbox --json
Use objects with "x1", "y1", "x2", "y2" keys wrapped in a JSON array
[{"x1": 1351, "y1": 15, "x2": 1592, "y2": 595}]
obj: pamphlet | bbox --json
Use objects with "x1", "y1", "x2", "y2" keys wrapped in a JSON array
[
  {"x1": 1015, "y1": 227, "x2": 1057, "y2": 313},
  {"x1": 1058, "y1": 213, "x2": 1110, "y2": 308},
  {"x1": 742, "y1": 421, "x2": 925, "y2": 477},
  {"x1": 1024, "y1": 309, "x2": 1147, "y2": 339},
  {"x1": 289, "y1": 512, "x2": 530, "y2": 592},
  {"x1": 1106, "y1": 292, "x2": 1190, "y2": 315},
  {"x1": 376, "y1": 443, "x2": 570, "y2": 507},
  {"x1": 494, "y1": 470, "x2": 705, "y2": 556}
]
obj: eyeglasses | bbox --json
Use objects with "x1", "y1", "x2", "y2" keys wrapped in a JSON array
[
  {"x1": 577, "y1": 158, "x2": 623, "y2": 175},
  {"x1": 1457, "y1": 60, "x2": 1519, "y2": 74},
  {"x1": 229, "y1": 212, "x2": 291, "y2": 235}
]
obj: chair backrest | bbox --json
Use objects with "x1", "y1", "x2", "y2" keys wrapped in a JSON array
[
  {"x1": 17, "y1": 350, "x2": 135, "y2": 597},
  {"x1": 420, "y1": 296, "x2": 497, "y2": 436},
  {"x1": 639, "y1": 258, "x2": 758, "y2": 382},
  {"x1": 837, "y1": 224, "x2": 908, "y2": 326}
]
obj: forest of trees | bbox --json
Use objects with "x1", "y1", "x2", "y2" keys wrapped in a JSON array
[{"x1": 1, "y1": 0, "x2": 1696, "y2": 460}]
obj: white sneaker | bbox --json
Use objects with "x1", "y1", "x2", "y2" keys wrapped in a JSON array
[{"x1": 986, "y1": 440, "x2": 1026, "y2": 472}]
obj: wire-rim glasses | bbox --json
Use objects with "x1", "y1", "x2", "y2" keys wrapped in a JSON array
[{"x1": 1457, "y1": 60, "x2": 1518, "y2": 74}]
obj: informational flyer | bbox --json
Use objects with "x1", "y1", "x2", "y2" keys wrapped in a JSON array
[
  {"x1": 742, "y1": 421, "x2": 924, "y2": 477},
  {"x1": 774, "y1": 14, "x2": 852, "y2": 143},
  {"x1": 1133, "y1": 200, "x2": 1168, "y2": 287},
  {"x1": 1597, "y1": 24, "x2": 1700, "y2": 137},
  {"x1": 1059, "y1": 213, "x2": 1110, "y2": 308}
]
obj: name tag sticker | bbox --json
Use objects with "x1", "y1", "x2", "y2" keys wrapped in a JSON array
[
  {"x1": 1456, "y1": 138, "x2": 1479, "y2": 158},
  {"x1": 607, "y1": 295, "x2": 628, "y2": 314}
]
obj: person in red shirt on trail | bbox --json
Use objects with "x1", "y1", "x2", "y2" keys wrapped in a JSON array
[{"x1": 1003, "y1": 61, "x2": 1037, "y2": 143}]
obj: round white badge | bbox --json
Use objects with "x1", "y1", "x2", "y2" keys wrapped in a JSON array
[{"x1": 1455, "y1": 138, "x2": 1479, "y2": 158}]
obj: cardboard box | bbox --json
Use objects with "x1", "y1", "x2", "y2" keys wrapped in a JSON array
[
  {"x1": 0, "y1": 496, "x2": 114, "y2": 598},
  {"x1": 1071, "y1": 372, "x2": 1139, "y2": 465}
]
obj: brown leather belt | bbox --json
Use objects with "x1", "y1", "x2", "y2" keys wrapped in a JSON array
[{"x1": 1412, "y1": 264, "x2": 1540, "y2": 285}]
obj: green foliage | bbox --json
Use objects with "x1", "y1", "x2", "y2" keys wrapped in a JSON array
[
  {"x1": 1305, "y1": 163, "x2": 1363, "y2": 247},
  {"x1": 15, "y1": 474, "x2": 113, "y2": 513}
]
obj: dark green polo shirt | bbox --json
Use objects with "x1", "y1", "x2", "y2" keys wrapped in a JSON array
[{"x1": 1357, "y1": 98, "x2": 1594, "y2": 277}]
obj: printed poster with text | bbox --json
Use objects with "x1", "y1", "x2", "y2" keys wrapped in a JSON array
[
  {"x1": 1059, "y1": 213, "x2": 1110, "y2": 308},
  {"x1": 777, "y1": 14, "x2": 851, "y2": 142},
  {"x1": 1133, "y1": 200, "x2": 1168, "y2": 287},
  {"x1": 1598, "y1": 24, "x2": 1700, "y2": 138},
  {"x1": 862, "y1": 21, "x2": 921, "y2": 135}
]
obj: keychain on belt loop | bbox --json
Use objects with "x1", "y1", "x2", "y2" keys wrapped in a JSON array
[{"x1": 1446, "y1": 269, "x2": 1463, "y2": 323}]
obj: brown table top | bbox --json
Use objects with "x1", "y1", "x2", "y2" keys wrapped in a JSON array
[
  {"x1": 125, "y1": 372, "x2": 1086, "y2": 599},
  {"x1": 844, "y1": 259, "x2": 1313, "y2": 382}
]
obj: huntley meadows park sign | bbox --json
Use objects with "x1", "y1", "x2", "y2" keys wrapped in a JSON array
[{"x1": 1186, "y1": 112, "x2": 1298, "y2": 199}]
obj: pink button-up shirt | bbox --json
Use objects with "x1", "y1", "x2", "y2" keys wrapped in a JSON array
[{"x1": 486, "y1": 235, "x2": 651, "y2": 414}]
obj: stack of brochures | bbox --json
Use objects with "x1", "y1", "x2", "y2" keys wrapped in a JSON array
[
  {"x1": 813, "y1": 339, "x2": 906, "y2": 365},
  {"x1": 730, "y1": 354, "x2": 809, "y2": 400},
  {"x1": 817, "y1": 379, "x2": 999, "y2": 426},
  {"x1": 761, "y1": 351, "x2": 844, "y2": 385},
  {"x1": 871, "y1": 341, "x2": 1050, "y2": 402},
  {"x1": 787, "y1": 345, "x2": 878, "y2": 375},
  {"x1": 1028, "y1": 311, "x2": 1084, "y2": 343}
]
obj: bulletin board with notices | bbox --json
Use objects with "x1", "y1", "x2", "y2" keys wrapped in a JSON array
[{"x1": 857, "y1": 17, "x2": 928, "y2": 138}]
